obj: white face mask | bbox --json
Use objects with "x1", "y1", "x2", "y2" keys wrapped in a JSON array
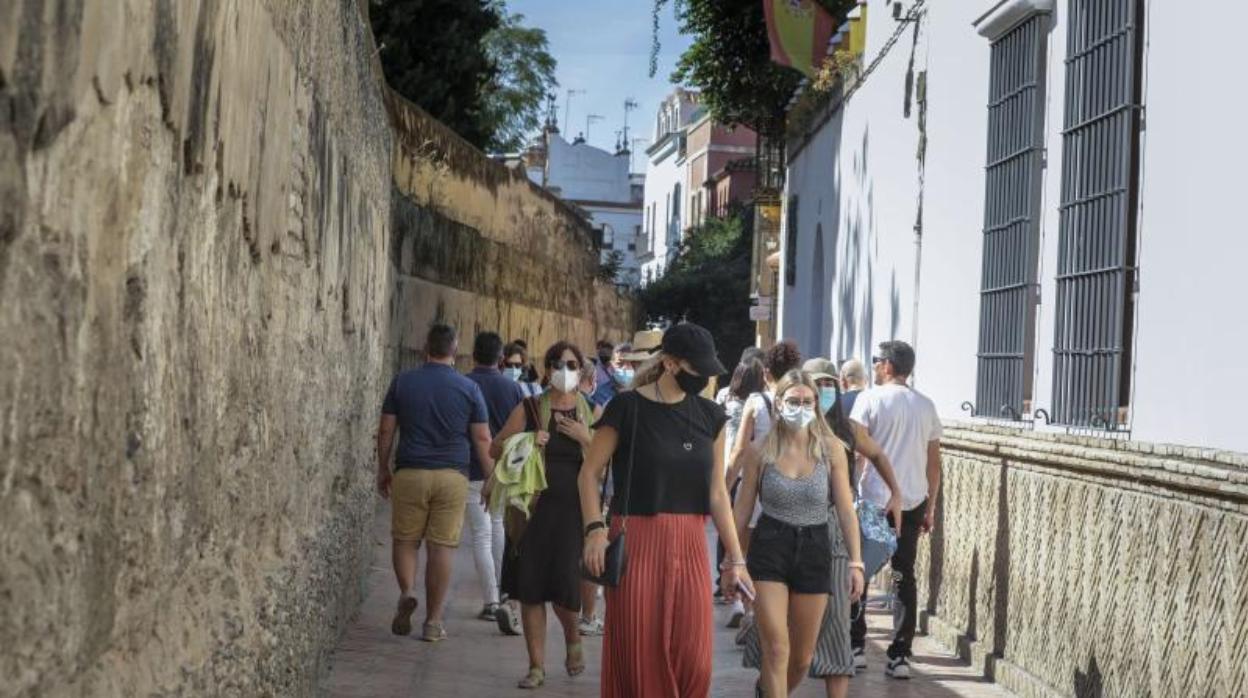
[
  {"x1": 780, "y1": 403, "x2": 816, "y2": 430},
  {"x1": 503, "y1": 367, "x2": 523, "y2": 382},
  {"x1": 551, "y1": 368, "x2": 580, "y2": 393}
]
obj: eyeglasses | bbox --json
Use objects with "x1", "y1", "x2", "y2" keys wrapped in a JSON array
[
  {"x1": 782, "y1": 397, "x2": 817, "y2": 409},
  {"x1": 550, "y1": 360, "x2": 581, "y2": 371},
  {"x1": 871, "y1": 356, "x2": 888, "y2": 365},
  {"x1": 503, "y1": 361, "x2": 525, "y2": 369}
]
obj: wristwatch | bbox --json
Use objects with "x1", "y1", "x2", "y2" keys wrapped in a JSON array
[{"x1": 584, "y1": 521, "x2": 607, "y2": 537}]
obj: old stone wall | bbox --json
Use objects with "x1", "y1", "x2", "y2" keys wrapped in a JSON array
[
  {"x1": 0, "y1": 1, "x2": 636, "y2": 697},
  {"x1": 917, "y1": 425, "x2": 1248, "y2": 697},
  {"x1": 386, "y1": 91, "x2": 637, "y2": 368},
  {"x1": 0, "y1": 1, "x2": 392, "y2": 696}
]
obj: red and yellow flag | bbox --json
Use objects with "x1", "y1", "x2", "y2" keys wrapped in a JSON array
[{"x1": 764, "y1": 0, "x2": 836, "y2": 78}]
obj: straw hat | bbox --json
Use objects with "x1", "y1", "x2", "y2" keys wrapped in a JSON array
[{"x1": 618, "y1": 329, "x2": 663, "y2": 361}]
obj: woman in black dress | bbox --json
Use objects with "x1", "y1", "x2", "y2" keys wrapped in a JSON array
[{"x1": 490, "y1": 341, "x2": 599, "y2": 689}]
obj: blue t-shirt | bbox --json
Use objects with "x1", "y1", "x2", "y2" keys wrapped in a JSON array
[
  {"x1": 839, "y1": 389, "x2": 861, "y2": 420},
  {"x1": 382, "y1": 363, "x2": 489, "y2": 474},
  {"x1": 464, "y1": 367, "x2": 526, "y2": 481},
  {"x1": 590, "y1": 362, "x2": 618, "y2": 407}
]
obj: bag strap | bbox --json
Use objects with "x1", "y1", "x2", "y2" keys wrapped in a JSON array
[{"x1": 614, "y1": 393, "x2": 640, "y2": 534}]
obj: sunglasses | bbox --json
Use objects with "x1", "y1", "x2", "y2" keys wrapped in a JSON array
[
  {"x1": 503, "y1": 361, "x2": 525, "y2": 369},
  {"x1": 550, "y1": 359, "x2": 581, "y2": 371},
  {"x1": 871, "y1": 356, "x2": 888, "y2": 365},
  {"x1": 782, "y1": 397, "x2": 817, "y2": 408}
]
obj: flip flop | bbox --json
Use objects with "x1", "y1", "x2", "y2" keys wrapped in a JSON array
[{"x1": 566, "y1": 642, "x2": 585, "y2": 676}]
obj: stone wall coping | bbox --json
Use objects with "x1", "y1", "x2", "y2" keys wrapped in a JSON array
[{"x1": 942, "y1": 422, "x2": 1248, "y2": 509}]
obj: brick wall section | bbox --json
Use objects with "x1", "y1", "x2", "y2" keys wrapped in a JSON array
[{"x1": 917, "y1": 423, "x2": 1248, "y2": 697}]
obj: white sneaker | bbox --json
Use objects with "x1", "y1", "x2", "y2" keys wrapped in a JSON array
[
  {"x1": 852, "y1": 646, "x2": 867, "y2": 670},
  {"x1": 726, "y1": 599, "x2": 746, "y2": 628},
  {"x1": 578, "y1": 616, "x2": 604, "y2": 636},
  {"x1": 885, "y1": 656, "x2": 912, "y2": 679},
  {"x1": 494, "y1": 603, "x2": 521, "y2": 636}
]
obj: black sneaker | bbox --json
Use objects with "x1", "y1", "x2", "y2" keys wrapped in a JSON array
[
  {"x1": 851, "y1": 646, "x2": 867, "y2": 670},
  {"x1": 885, "y1": 656, "x2": 912, "y2": 679}
]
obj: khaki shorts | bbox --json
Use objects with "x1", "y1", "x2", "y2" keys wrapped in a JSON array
[{"x1": 391, "y1": 468, "x2": 470, "y2": 546}]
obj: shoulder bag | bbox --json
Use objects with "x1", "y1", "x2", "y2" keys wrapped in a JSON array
[{"x1": 581, "y1": 393, "x2": 638, "y2": 587}]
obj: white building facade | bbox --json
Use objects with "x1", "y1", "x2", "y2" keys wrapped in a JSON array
[
  {"x1": 779, "y1": 0, "x2": 1248, "y2": 453},
  {"x1": 543, "y1": 132, "x2": 644, "y2": 287},
  {"x1": 639, "y1": 89, "x2": 699, "y2": 285}
]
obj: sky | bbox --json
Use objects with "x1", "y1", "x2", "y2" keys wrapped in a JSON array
[{"x1": 506, "y1": 0, "x2": 693, "y2": 172}]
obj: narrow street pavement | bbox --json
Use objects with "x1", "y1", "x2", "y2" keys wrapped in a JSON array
[{"x1": 320, "y1": 504, "x2": 1011, "y2": 697}]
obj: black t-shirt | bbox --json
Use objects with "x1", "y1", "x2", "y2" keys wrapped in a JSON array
[{"x1": 595, "y1": 390, "x2": 729, "y2": 516}]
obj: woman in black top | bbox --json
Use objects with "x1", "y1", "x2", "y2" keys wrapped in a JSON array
[
  {"x1": 579, "y1": 323, "x2": 753, "y2": 698},
  {"x1": 492, "y1": 341, "x2": 600, "y2": 689}
]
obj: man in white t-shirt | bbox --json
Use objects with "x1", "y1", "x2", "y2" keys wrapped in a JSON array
[{"x1": 848, "y1": 340, "x2": 942, "y2": 680}]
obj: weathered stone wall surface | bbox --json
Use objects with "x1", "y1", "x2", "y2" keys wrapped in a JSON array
[
  {"x1": 386, "y1": 91, "x2": 637, "y2": 368},
  {"x1": 0, "y1": 1, "x2": 639, "y2": 695},
  {"x1": 0, "y1": 1, "x2": 390, "y2": 696},
  {"x1": 917, "y1": 424, "x2": 1248, "y2": 697}
]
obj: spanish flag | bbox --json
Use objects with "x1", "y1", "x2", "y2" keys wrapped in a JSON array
[{"x1": 764, "y1": 0, "x2": 836, "y2": 78}]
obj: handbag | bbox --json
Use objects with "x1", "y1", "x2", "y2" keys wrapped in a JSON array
[
  {"x1": 581, "y1": 394, "x2": 638, "y2": 587},
  {"x1": 505, "y1": 397, "x2": 547, "y2": 545}
]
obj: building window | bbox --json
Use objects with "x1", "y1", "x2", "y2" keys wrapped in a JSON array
[
  {"x1": 974, "y1": 12, "x2": 1049, "y2": 420},
  {"x1": 784, "y1": 195, "x2": 798, "y2": 286},
  {"x1": 1050, "y1": 0, "x2": 1144, "y2": 428}
]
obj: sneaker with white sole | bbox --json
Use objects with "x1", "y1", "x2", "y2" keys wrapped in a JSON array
[
  {"x1": 478, "y1": 603, "x2": 499, "y2": 621},
  {"x1": 578, "y1": 616, "x2": 603, "y2": 636},
  {"x1": 885, "y1": 656, "x2": 912, "y2": 679},
  {"x1": 495, "y1": 603, "x2": 522, "y2": 636},
  {"x1": 726, "y1": 599, "x2": 746, "y2": 628},
  {"x1": 734, "y1": 613, "x2": 754, "y2": 646},
  {"x1": 851, "y1": 646, "x2": 867, "y2": 670},
  {"x1": 391, "y1": 595, "x2": 418, "y2": 636}
]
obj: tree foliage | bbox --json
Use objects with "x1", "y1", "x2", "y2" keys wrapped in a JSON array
[
  {"x1": 640, "y1": 207, "x2": 756, "y2": 372},
  {"x1": 370, "y1": 0, "x2": 557, "y2": 152},
  {"x1": 480, "y1": 8, "x2": 559, "y2": 152},
  {"x1": 655, "y1": 0, "x2": 855, "y2": 138}
]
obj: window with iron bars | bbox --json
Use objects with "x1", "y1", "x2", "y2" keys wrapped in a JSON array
[
  {"x1": 974, "y1": 13, "x2": 1049, "y2": 421},
  {"x1": 1050, "y1": 0, "x2": 1144, "y2": 429},
  {"x1": 784, "y1": 195, "x2": 798, "y2": 287}
]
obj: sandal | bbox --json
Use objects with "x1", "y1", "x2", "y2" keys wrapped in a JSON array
[
  {"x1": 566, "y1": 642, "x2": 585, "y2": 676},
  {"x1": 518, "y1": 667, "x2": 545, "y2": 689},
  {"x1": 390, "y1": 596, "x2": 418, "y2": 636}
]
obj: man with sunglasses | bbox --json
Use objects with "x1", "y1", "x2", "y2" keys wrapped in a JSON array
[{"x1": 847, "y1": 340, "x2": 942, "y2": 679}]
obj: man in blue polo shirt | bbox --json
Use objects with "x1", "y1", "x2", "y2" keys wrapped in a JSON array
[
  {"x1": 462, "y1": 331, "x2": 525, "y2": 626},
  {"x1": 377, "y1": 324, "x2": 492, "y2": 643}
]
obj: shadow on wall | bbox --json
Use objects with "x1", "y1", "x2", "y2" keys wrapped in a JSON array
[
  {"x1": 1075, "y1": 654, "x2": 1104, "y2": 698},
  {"x1": 835, "y1": 127, "x2": 876, "y2": 362}
]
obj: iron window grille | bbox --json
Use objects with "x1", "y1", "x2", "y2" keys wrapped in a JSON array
[
  {"x1": 975, "y1": 12, "x2": 1050, "y2": 421},
  {"x1": 784, "y1": 195, "x2": 799, "y2": 287},
  {"x1": 1050, "y1": 0, "x2": 1144, "y2": 429}
]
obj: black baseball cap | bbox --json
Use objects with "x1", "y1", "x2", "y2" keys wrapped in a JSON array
[{"x1": 662, "y1": 323, "x2": 727, "y2": 377}]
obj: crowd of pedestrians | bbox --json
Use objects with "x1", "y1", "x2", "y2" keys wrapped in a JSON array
[{"x1": 375, "y1": 321, "x2": 943, "y2": 696}]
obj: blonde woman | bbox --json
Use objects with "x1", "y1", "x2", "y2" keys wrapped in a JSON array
[{"x1": 733, "y1": 370, "x2": 864, "y2": 697}]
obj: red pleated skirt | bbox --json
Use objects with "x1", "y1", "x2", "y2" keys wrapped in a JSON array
[{"x1": 601, "y1": 514, "x2": 713, "y2": 698}]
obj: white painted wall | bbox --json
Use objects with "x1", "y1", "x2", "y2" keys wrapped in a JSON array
[
  {"x1": 546, "y1": 134, "x2": 633, "y2": 203},
  {"x1": 640, "y1": 135, "x2": 685, "y2": 284},
  {"x1": 586, "y1": 206, "x2": 643, "y2": 287},
  {"x1": 780, "y1": 0, "x2": 1248, "y2": 453}
]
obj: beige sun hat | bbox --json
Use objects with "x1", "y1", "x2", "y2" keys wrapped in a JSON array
[
  {"x1": 803, "y1": 358, "x2": 837, "y2": 382},
  {"x1": 619, "y1": 328, "x2": 663, "y2": 361}
]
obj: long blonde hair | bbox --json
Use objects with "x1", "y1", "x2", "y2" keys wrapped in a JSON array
[{"x1": 759, "y1": 369, "x2": 847, "y2": 465}]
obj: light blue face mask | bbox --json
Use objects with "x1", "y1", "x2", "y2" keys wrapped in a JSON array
[
  {"x1": 612, "y1": 368, "x2": 635, "y2": 385},
  {"x1": 819, "y1": 387, "x2": 837, "y2": 414},
  {"x1": 503, "y1": 367, "x2": 523, "y2": 382}
]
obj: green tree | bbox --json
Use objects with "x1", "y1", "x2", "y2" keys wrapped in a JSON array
[
  {"x1": 370, "y1": 0, "x2": 500, "y2": 148},
  {"x1": 480, "y1": 8, "x2": 559, "y2": 152},
  {"x1": 653, "y1": 0, "x2": 854, "y2": 138},
  {"x1": 640, "y1": 208, "x2": 756, "y2": 371}
]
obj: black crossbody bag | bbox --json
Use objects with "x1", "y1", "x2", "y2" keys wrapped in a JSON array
[{"x1": 581, "y1": 395, "x2": 638, "y2": 587}]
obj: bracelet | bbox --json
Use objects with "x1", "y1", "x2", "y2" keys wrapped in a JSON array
[
  {"x1": 718, "y1": 559, "x2": 747, "y2": 571},
  {"x1": 847, "y1": 561, "x2": 865, "y2": 571},
  {"x1": 584, "y1": 521, "x2": 607, "y2": 537}
]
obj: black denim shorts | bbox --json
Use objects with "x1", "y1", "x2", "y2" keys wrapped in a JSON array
[{"x1": 746, "y1": 514, "x2": 832, "y2": 594}]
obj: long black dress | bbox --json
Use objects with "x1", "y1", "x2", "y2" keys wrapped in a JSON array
[{"x1": 500, "y1": 403, "x2": 584, "y2": 611}]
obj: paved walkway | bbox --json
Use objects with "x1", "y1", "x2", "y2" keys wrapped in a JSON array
[{"x1": 320, "y1": 504, "x2": 1010, "y2": 697}]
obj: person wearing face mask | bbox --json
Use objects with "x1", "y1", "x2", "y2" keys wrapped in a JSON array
[
  {"x1": 733, "y1": 369, "x2": 864, "y2": 698},
  {"x1": 490, "y1": 341, "x2": 601, "y2": 689},
  {"x1": 502, "y1": 342, "x2": 544, "y2": 398},
  {"x1": 579, "y1": 323, "x2": 750, "y2": 698}
]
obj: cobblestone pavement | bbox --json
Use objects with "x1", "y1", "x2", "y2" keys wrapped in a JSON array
[{"x1": 320, "y1": 505, "x2": 1011, "y2": 697}]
